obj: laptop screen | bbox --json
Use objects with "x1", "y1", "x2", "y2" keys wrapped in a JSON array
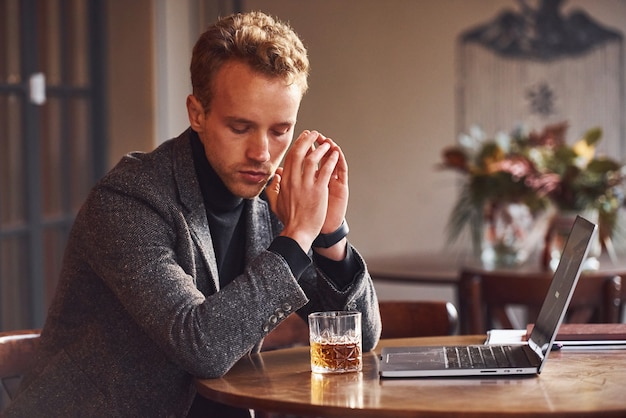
[{"x1": 528, "y1": 216, "x2": 597, "y2": 367}]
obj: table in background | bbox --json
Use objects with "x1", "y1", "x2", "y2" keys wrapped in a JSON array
[
  {"x1": 367, "y1": 252, "x2": 626, "y2": 333},
  {"x1": 366, "y1": 251, "x2": 626, "y2": 285},
  {"x1": 366, "y1": 252, "x2": 469, "y2": 285},
  {"x1": 195, "y1": 335, "x2": 626, "y2": 417}
]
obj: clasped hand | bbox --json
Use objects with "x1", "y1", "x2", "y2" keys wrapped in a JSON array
[{"x1": 266, "y1": 130, "x2": 348, "y2": 257}]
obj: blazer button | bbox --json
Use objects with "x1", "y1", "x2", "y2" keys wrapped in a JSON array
[
  {"x1": 275, "y1": 308, "x2": 285, "y2": 319},
  {"x1": 282, "y1": 303, "x2": 292, "y2": 312},
  {"x1": 269, "y1": 315, "x2": 278, "y2": 324},
  {"x1": 262, "y1": 322, "x2": 270, "y2": 332}
]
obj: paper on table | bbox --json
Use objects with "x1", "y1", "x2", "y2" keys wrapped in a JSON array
[{"x1": 484, "y1": 329, "x2": 526, "y2": 345}]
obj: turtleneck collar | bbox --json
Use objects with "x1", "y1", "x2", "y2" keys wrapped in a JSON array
[{"x1": 190, "y1": 130, "x2": 244, "y2": 213}]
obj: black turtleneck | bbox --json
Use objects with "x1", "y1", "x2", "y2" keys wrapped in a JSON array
[
  {"x1": 191, "y1": 135, "x2": 246, "y2": 287},
  {"x1": 190, "y1": 131, "x2": 359, "y2": 290}
]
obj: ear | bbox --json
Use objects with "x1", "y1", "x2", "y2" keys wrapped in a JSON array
[{"x1": 186, "y1": 95, "x2": 206, "y2": 132}]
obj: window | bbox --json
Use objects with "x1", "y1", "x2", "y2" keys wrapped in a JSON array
[{"x1": 0, "y1": 0, "x2": 106, "y2": 330}]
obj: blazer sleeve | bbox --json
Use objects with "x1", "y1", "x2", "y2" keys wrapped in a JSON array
[{"x1": 75, "y1": 182, "x2": 310, "y2": 379}]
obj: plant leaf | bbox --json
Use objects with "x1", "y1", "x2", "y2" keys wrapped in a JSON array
[{"x1": 583, "y1": 127, "x2": 602, "y2": 146}]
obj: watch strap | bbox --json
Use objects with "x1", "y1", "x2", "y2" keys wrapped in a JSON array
[{"x1": 312, "y1": 220, "x2": 349, "y2": 248}]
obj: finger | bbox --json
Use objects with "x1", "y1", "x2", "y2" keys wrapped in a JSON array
[
  {"x1": 302, "y1": 142, "x2": 332, "y2": 181},
  {"x1": 331, "y1": 144, "x2": 348, "y2": 184},
  {"x1": 314, "y1": 137, "x2": 347, "y2": 183},
  {"x1": 268, "y1": 171, "x2": 282, "y2": 195},
  {"x1": 316, "y1": 136, "x2": 337, "y2": 168},
  {"x1": 281, "y1": 131, "x2": 318, "y2": 183},
  {"x1": 291, "y1": 130, "x2": 319, "y2": 158},
  {"x1": 266, "y1": 170, "x2": 282, "y2": 212},
  {"x1": 311, "y1": 132, "x2": 327, "y2": 148},
  {"x1": 315, "y1": 149, "x2": 340, "y2": 185}
]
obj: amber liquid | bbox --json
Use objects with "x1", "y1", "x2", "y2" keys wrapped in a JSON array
[{"x1": 310, "y1": 340, "x2": 362, "y2": 373}]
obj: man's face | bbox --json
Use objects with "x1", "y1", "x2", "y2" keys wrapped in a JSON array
[{"x1": 188, "y1": 60, "x2": 302, "y2": 199}]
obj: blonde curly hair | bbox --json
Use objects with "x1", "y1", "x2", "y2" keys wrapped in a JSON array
[{"x1": 190, "y1": 11, "x2": 310, "y2": 111}]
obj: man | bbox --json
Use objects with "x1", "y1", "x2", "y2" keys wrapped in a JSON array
[{"x1": 6, "y1": 11, "x2": 381, "y2": 417}]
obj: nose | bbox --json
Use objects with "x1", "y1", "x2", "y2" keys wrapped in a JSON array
[{"x1": 246, "y1": 133, "x2": 270, "y2": 163}]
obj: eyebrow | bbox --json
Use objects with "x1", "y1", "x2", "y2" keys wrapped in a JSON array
[{"x1": 225, "y1": 116, "x2": 295, "y2": 129}]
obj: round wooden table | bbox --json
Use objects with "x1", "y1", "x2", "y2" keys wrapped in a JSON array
[{"x1": 195, "y1": 335, "x2": 626, "y2": 417}]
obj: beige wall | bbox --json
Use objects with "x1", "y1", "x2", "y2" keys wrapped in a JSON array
[
  {"x1": 106, "y1": 0, "x2": 626, "y2": 262},
  {"x1": 106, "y1": 0, "x2": 156, "y2": 168}
]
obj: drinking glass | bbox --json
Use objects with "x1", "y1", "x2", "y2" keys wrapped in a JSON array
[{"x1": 308, "y1": 311, "x2": 362, "y2": 374}]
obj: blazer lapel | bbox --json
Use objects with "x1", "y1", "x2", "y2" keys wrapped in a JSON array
[
  {"x1": 244, "y1": 197, "x2": 273, "y2": 264},
  {"x1": 172, "y1": 130, "x2": 220, "y2": 292}
]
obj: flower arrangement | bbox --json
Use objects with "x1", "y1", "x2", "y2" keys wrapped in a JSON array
[{"x1": 441, "y1": 121, "x2": 625, "y2": 258}]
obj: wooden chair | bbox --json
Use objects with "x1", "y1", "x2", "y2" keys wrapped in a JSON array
[
  {"x1": 261, "y1": 313, "x2": 309, "y2": 352},
  {"x1": 0, "y1": 329, "x2": 41, "y2": 412},
  {"x1": 378, "y1": 300, "x2": 458, "y2": 338},
  {"x1": 261, "y1": 300, "x2": 460, "y2": 353},
  {"x1": 459, "y1": 268, "x2": 623, "y2": 334}
]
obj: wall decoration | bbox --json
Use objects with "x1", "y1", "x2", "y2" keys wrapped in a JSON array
[{"x1": 456, "y1": 0, "x2": 624, "y2": 157}]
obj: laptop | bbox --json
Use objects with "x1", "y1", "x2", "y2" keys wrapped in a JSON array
[{"x1": 379, "y1": 215, "x2": 598, "y2": 378}]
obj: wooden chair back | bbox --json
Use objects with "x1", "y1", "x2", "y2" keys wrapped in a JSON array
[
  {"x1": 0, "y1": 329, "x2": 41, "y2": 411},
  {"x1": 262, "y1": 300, "x2": 459, "y2": 351},
  {"x1": 261, "y1": 314, "x2": 309, "y2": 352},
  {"x1": 460, "y1": 268, "x2": 622, "y2": 334},
  {"x1": 378, "y1": 301, "x2": 458, "y2": 338}
]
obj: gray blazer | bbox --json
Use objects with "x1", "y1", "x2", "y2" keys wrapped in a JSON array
[{"x1": 6, "y1": 129, "x2": 381, "y2": 417}]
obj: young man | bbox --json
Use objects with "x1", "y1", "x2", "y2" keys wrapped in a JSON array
[{"x1": 6, "y1": 11, "x2": 381, "y2": 417}]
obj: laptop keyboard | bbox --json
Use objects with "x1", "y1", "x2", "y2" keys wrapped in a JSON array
[{"x1": 444, "y1": 345, "x2": 532, "y2": 369}]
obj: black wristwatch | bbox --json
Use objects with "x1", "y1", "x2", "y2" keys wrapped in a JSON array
[{"x1": 312, "y1": 220, "x2": 349, "y2": 248}]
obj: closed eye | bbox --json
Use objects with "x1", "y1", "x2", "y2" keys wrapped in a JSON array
[
  {"x1": 271, "y1": 124, "x2": 293, "y2": 138},
  {"x1": 230, "y1": 123, "x2": 250, "y2": 134},
  {"x1": 272, "y1": 128, "x2": 290, "y2": 137}
]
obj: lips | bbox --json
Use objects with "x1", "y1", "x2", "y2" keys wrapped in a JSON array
[{"x1": 240, "y1": 170, "x2": 270, "y2": 184}]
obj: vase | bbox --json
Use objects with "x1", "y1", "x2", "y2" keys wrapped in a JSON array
[
  {"x1": 480, "y1": 203, "x2": 547, "y2": 268},
  {"x1": 541, "y1": 209, "x2": 602, "y2": 272}
]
